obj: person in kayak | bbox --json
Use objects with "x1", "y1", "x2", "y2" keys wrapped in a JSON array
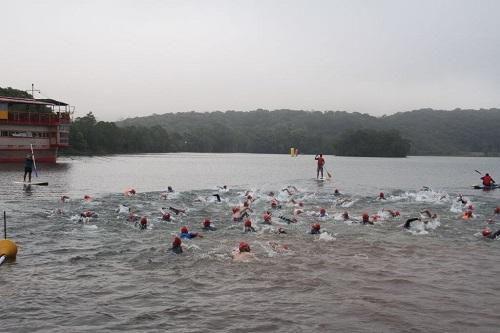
[
  {"x1": 481, "y1": 173, "x2": 495, "y2": 187},
  {"x1": 23, "y1": 153, "x2": 34, "y2": 183},
  {"x1": 315, "y1": 154, "x2": 325, "y2": 179}
]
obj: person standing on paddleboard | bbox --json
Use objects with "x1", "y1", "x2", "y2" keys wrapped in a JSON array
[
  {"x1": 23, "y1": 154, "x2": 34, "y2": 183},
  {"x1": 315, "y1": 154, "x2": 325, "y2": 179}
]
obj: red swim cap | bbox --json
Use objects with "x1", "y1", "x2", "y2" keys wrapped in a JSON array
[
  {"x1": 465, "y1": 210, "x2": 473, "y2": 218},
  {"x1": 482, "y1": 228, "x2": 492, "y2": 237},
  {"x1": 203, "y1": 219, "x2": 211, "y2": 227},
  {"x1": 232, "y1": 207, "x2": 240, "y2": 213},
  {"x1": 140, "y1": 217, "x2": 147, "y2": 225},
  {"x1": 495, "y1": 207, "x2": 500, "y2": 214},
  {"x1": 312, "y1": 223, "x2": 321, "y2": 231},
  {"x1": 264, "y1": 213, "x2": 271, "y2": 221},
  {"x1": 84, "y1": 195, "x2": 91, "y2": 200},
  {"x1": 379, "y1": 192, "x2": 385, "y2": 198},
  {"x1": 244, "y1": 219, "x2": 252, "y2": 227},
  {"x1": 172, "y1": 236, "x2": 182, "y2": 247},
  {"x1": 247, "y1": 194, "x2": 253, "y2": 200},
  {"x1": 239, "y1": 242, "x2": 250, "y2": 252},
  {"x1": 320, "y1": 208, "x2": 326, "y2": 215},
  {"x1": 243, "y1": 201, "x2": 249, "y2": 208},
  {"x1": 162, "y1": 213, "x2": 171, "y2": 220},
  {"x1": 181, "y1": 226, "x2": 188, "y2": 233}
]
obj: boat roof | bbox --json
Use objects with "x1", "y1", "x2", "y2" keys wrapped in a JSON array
[{"x1": 0, "y1": 96, "x2": 67, "y2": 106}]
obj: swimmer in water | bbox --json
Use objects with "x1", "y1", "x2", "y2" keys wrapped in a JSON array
[
  {"x1": 212, "y1": 194, "x2": 221, "y2": 202},
  {"x1": 61, "y1": 195, "x2": 70, "y2": 203},
  {"x1": 162, "y1": 211, "x2": 172, "y2": 221},
  {"x1": 361, "y1": 213, "x2": 373, "y2": 225},
  {"x1": 319, "y1": 208, "x2": 327, "y2": 218},
  {"x1": 179, "y1": 226, "x2": 202, "y2": 239},
  {"x1": 271, "y1": 198, "x2": 281, "y2": 209},
  {"x1": 278, "y1": 215, "x2": 297, "y2": 224},
  {"x1": 138, "y1": 216, "x2": 148, "y2": 230},
  {"x1": 169, "y1": 206, "x2": 186, "y2": 215},
  {"x1": 457, "y1": 194, "x2": 467, "y2": 205},
  {"x1": 385, "y1": 209, "x2": 400, "y2": 218},
  {"x1": 482, "y1": 228, "x2": 500, "y2": 240},
  {"x1": 202, "y1": 219, "x2": 217, "y2": 231},
  {"x1": 171, "y1": 236, "x2": 183, "y2": 254},
  {"x1": 403, "y1": 217, "x2": 421, "y2": 229},
  {"x1": 420, "y1": 209, "x2": 437, "y2": 219},
  {"x1": 334, "y1": 189, "x2": 341, "y2": 196},
  {"x1": 276, "y1": 227, "x2": 287, "y2": 234},
  {"x1": 244, "y1": 219, "x2": 256, "y2": 232},
  {"x1": 232, "y1": 242, "x2": 256, "y2": 261},
  {"x1": 262, "y1": 212, "x2": 272, "y2": 225},
  {"x1": 310, "y1": 223, "x2": 321, "y2": 234},
  {"x1": 378, "y1": 192, "x2": 386, "y2": 200},
  {"x1": 167, "y1": 186, "x2": 174, "y2": 193}
]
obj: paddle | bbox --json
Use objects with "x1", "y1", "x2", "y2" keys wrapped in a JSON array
[
  {"x1": 30, "y1": 144, "x2": 38, "y2": 178},
  {"x1": 474, "y1": 169, "x2": 482, "y2": 175}
]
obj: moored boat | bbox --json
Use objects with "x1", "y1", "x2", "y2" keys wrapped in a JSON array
[{"x1": 0, "y1": 96, "x2": 73, "y2": 163}]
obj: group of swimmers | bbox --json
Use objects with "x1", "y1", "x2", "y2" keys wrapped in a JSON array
[{"x1": 66, "y1": 169, "x2": 500, "y2": 259}]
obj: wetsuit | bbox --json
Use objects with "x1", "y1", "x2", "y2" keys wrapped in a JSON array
[
  {"x1": 404, "y1": 218, "x2": 420, "y2": 229},
  {"x1": 279, "y1": 216, "x2": 295, "y2": 224},
  {"x1": 311, "y1": 229, "x2": 321, "y2": 235},
  {"x1": 172, "y1": 244, "x2": 183, "y2": 254},
  {"x1": 485, "y1": 230, "x2": 500, "y2": 240},
  {"x1": 244, "y1": 226, "x2": 256, "y2": 233},
  {"x1": 202, "y1": 225, "x2": 217, "y2": 231},
  {"x1": 24, "y1": 156, "x2": 34, "y2": 182},
  {"x1": 180, "y1": 232, "x2": 198, "y2": 239},
  {"x1": 169, "y1": 207, "x2": 185, "y2": 215},
  {"x1": 213, "y1": 194, "x2": 221, "y2": 202}
]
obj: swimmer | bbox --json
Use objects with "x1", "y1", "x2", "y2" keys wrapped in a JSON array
[
  {"x1": 171, "y1": 236, "x2": 183, "y2": 254},
  {"x1": 169, "y1": 206, "x2": 186, "y2": 215},
  {"x1": 334, "y1": 189, "x2": 341, "y2": 196},
  {"x1": 457, "y1": 194, "x2": 467, "y2": 205},
  {"x1": 162, "y1": 212, "x2": 172, "y2": 221},
  {"x1": 179, "y1": 226, "x2": 202, "y2": 239},
  {"x1": 386, "y1": 209, "x2": 400, "y2": 218},
  {"x1": 310, "y1": 223, "x2": 321, "y2": 234},
  {"x1": 482, "y1": 228, "x2": 500, "y2": 240},
  {"x1": 232, "y1": 242, "x2": 255, "y2": 261},
  {"x1": 269, "y1": 241, "x2": 289, "y2": 253},
  {"x1": 138, "y1": 216, "x2": 148, "y2": 230},
  {"x1": 125, "y1": 188, "x2": 136, "y2": 196},
  {"x1": 244, "y1": 219, "x2": 256, "y2": 232},
  {"x1": 495, "y1": 207, "x2": 500, "y2": 215},
  {"x1": 276, "y1": 227, "x2": 287, "y2": 234},
  {"x1": 342, "y1": 211, "x2": 350, "y2": 221},
  {"x1": 79, "y1": 211, "x2": 97, "y2": 223},
  {"x1": 271, "y1": 198, "x2": 281, "y2": 209},
  {"x1": 262, "y1": 212, "x2": 272, "y2": 225},
  {"x1": 378, "y1": 192, "x2": 386, "y2": 200},
  {"x1": 202, "y1": 219, "x2": 217, "y2": 231},
  {"x1": 278, "y1": 215, "x2": 297, "y2": 224},
  {"x1": 167, "y1": 186, "x2": 174, "y2": 193},
  {"x1": 128, "y1": 212, "x2": 140, "y2": 222},
  {"x1": 60, "y1": 195, "x2": 70, "y2": 203},
  {"x1": 212, "y1": 194, "x2": 221, "y2": 202},
  {"x1": 463, "y1": 210, "x2": 474, "y2": 220},
  {"x1": 420, "y1": 210, "x2": 437, "y2": 219},
  {"x1": 361, "y1": 213, "x2": 373, "y2": 225},
  {"x1": 83, "y1": 195, "x2": 92, "y2": 201},
  {"x1": 319, "y1": 208, "x2": 327, "y2": 218}
]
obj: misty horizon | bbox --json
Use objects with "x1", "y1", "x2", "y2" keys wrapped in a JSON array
[{"x1": 2, "y1": 0, "x2": 499, "y2": 121}]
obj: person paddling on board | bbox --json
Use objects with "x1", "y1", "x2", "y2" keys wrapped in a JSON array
[
  {"x1": 481, "y1": 173, "x2": 495, "y2": 187},
  {"x1": 23, "y1": 153, "x2": 34, "y2": 183},
  {"x1": 315, "y1": 154, "x2": 325, "y2": 179}
]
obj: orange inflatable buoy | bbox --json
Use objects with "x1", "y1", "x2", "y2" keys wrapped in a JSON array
[{"x1": 0, "y1": 239, "x2": 18, "y2": 263}]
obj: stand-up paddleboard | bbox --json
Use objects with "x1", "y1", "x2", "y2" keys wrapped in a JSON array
[{"x1": 14, "y1": 181, "x2": 48, "y2": 186}]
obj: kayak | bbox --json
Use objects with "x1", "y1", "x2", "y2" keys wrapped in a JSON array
[{"x1": 472, "y1": 184, "x2": 500, "y2": 190}]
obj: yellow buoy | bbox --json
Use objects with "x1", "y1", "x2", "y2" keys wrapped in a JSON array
[{"x1": 0, "y1": 239, "x2": 18, "y2": 261}]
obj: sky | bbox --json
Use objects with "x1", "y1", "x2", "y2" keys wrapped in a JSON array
[{"x1": 2, "y1": 0, "x2": 500, "y2": 121}]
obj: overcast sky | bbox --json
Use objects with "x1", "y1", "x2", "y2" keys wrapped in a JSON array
[{"x1": 2, "y1": 0, "x2": 499, "y2": 121}]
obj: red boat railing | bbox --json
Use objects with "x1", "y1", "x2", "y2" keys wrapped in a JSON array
[{"x1": 0, "y1": 111, "x2": 71, "y2": 126}]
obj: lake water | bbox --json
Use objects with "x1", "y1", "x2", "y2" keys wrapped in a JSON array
[{"x1": 1, "y1": 154, "x2": 500, "y2": 332}]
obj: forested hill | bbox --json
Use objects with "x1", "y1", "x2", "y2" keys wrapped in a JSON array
[{"x1": 117, "y1": 108, "x2": 500, "y2": 156}]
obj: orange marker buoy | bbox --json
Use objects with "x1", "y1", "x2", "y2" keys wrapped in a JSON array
[{"x1": 0, "y1": 239, "x2": 17, "y2": 264}]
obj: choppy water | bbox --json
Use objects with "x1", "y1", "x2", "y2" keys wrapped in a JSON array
[{"x1": 1, "y1": 154, "x2": 500, "y2": 332}]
